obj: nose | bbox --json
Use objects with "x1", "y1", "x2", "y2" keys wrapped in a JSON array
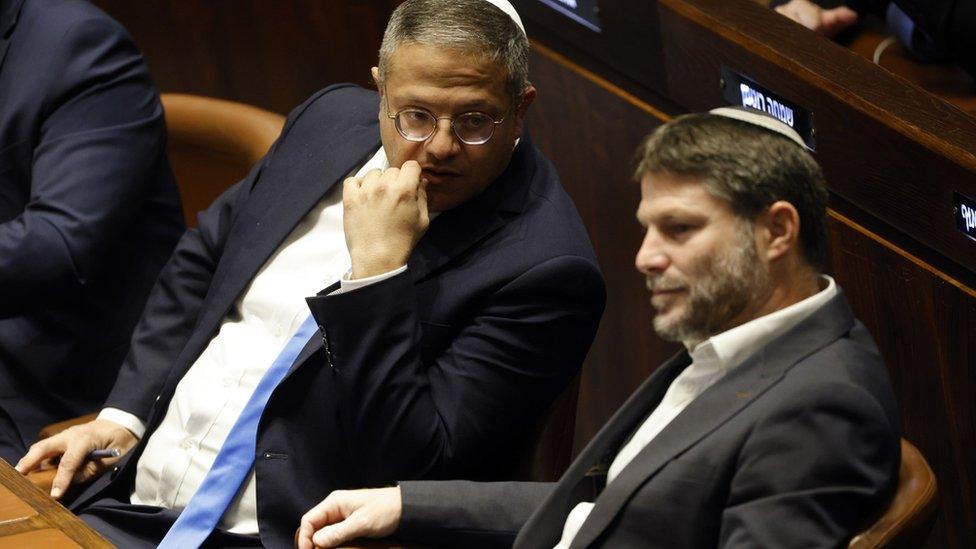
[
  {"x1": 635, "y1": 229, "x2": 669, "y2": 275},
  {"x1": 425, "y1": 118, "x2": 460, "y2": 160}
]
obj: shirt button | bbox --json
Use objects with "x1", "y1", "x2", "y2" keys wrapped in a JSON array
[
  {"x1": 181, "y1": 438, "x2": 197, "y2": 450},
  {"x1": 223, "y1": 377, "x2": 235, "y2": 387}
]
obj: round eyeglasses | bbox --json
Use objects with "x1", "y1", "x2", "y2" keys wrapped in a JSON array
[{"x1": 386, "y1": 106, "x2": 506, "y2": 146}]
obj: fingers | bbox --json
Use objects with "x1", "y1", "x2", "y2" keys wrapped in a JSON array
[
  {"x1": 398, "y1": 160, "x2": 422, "y2": 188},
  {"x1": 299, "y1": 492, "x2": 350, "y2": 549},
  {"x1": 312, "y1": 518, "x2": 363, "y2": 548},
  {"x1": 821, "y1": 7, "x2": 859, "y2": 37},
  {"x1": 15, "y1": 436, "x2": 67, "y2": 474},
  {"x1": 775, "y1": 0, "x2": 820, "y2": 31},
  {"x1": 50, "y1": 435, "x2": 97, "y2": 499}
]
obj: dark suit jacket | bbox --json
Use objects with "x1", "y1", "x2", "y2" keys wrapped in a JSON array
[
  {"x1": 70, "y1": 84, "x2": 606, "y2": 548},
  {"x1": 397, "y1": 289, "x2": 900, "y2": 548},
  {"x1": 0, "y1": 0, "x2": 183, "y2": 451}
]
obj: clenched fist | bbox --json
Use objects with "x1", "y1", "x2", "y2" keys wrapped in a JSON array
[{"x1": 343, "y1": 160, "x2": 430, "y2": 279}]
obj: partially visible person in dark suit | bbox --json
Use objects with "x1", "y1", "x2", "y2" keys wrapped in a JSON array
[
  {"x1": 0, "y1": 0, "x2": 183, "y2": 463},
  {"x1": 773, "y1": 0, "x2": 976, "y2": 77},
  {"x1": 296, "y1": 107, "x2": 901, "y2": 549},
  {"x1": 16, "y1": 1, "x2": 605, "y2": 547}
]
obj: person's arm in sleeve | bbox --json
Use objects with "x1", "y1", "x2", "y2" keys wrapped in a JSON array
[
  {"x1": 0, "y1": 15, "x2": 167, "y2": 316},
  {"x1": 308, "y1": 253, "x2": 604, "y2": 482},
  {"x1": 297, "y1": 481, "x2": 555, "y2": 549}
]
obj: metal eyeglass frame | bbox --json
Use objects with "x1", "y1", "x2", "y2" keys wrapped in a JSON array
[{"x1": 384, "y1": 96, "x2": 507, "y2": 146}]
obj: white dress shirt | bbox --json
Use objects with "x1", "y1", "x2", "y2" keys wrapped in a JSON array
[
  {"x1": 553, "y1": 276, "x2": 839, "y2": 549},
  {"x1": 99, "y1": 147, "x2": 396, "y2": 533}
]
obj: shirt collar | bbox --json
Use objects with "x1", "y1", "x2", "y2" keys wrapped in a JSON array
[{"x1": 689, "y1": 275, "x2": 838, "y2": 372}]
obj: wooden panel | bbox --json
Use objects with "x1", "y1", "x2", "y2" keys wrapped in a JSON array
[
  {"x1": 0, "y1": 462, "x2": 110, "y2": 547},
  {"x1": 527, "y1": 44, "x2": 679, "y2": 455},
  {"x1": 512, "y1": 0, "x2": 667, "y2": 95},
  {"x1": 91, "y1": 0, "x2": 402, "y2": 114},
  {"x1": 0, "y1": 529, "x2": 81, "y2": 549},
  {"x1": 826, "y1": 209, "x2": 976, "y2": 548},
  {"x1": 657, "y1": 0, "x2": 976, "y2": 280},
  {"x1": 0, "y1": 483, "x2": 35, "y2": 523}
]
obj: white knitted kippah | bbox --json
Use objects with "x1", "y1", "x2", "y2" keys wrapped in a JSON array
[
  {"x1": 709, "y1": 106, "x2": 808, "y2": 149},
  {"x1": 482, "y1": 0, "x2": 526, "y2": 36}
]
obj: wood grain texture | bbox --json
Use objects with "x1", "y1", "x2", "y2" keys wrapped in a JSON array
[
  {"x1": 657, "y1": 0, "x2": 976, "y2": 279},
  {"x1": 0, "y1": 461, "x2": 110, "y2": 547},
  {"x1": 526, "y1": 46, "x2": 680, "y2": 456},
  {"x1": 91, "y1": 0, "x2": 402, "y2": 114}
]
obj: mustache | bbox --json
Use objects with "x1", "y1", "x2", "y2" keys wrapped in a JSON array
[{"x1": 646, "y1": 275, "x2": 684, "y2": 292}]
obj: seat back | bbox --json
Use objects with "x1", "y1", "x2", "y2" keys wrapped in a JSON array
[
  {"x1": 512, "y1": 375, "x2": 580, "y2": 482},
  {"x1": 849, "y1": 438, "x2": 939, "y2": 548},
  {"x1": 161, "y1": 94, "x2": 285, "y2": 227}
]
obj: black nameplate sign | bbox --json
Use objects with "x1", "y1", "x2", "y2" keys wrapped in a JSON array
[
  {"x1": 721, "y1": 67, "x2": 816, "y2": 150},
  {"x1": 956, "y1": 192, "x2": 976, "y2": 242},
  {"x1": 534, "y1": 0, "x2": 601, "y2": 32}
]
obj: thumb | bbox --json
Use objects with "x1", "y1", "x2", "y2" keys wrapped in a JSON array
[{"x1": 311, "y1": 517, "x2": 361, "y2": 548}]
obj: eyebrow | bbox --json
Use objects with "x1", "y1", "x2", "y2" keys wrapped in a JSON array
[{"x1": 391, "y1": 95, "x2": 500, "y2": 115}]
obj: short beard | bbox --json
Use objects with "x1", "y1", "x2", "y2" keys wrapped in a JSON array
[{"x1": 651, "y1": 223, "x2": 770, "y2": 347}]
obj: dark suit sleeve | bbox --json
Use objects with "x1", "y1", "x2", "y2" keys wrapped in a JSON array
[
  {"x1": 0, "y1": 15, "x2": 167, "y2": 317},
  {"x1": 396, "y1": 480, "x2": 555, "y2": 548},
  {"x1": 719, "y1": 382, "x2": 899, "y2": 547},
  {"x1": 895, "y1": 0, "x2": 976, "y2": 76},
  {"x1": 307, "y1": 255, "x2": 604, "y2": 481}
]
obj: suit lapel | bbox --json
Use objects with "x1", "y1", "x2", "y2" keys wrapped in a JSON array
[
  {"x1": 514, "y1": 350, "x2": 690, "y2": 549},
  {"x1": 567, "y1": 292, "x2": 856, "y2": 548},
  {"x1": 0, "y1": 0, "x2": 25, "y2": 74},
  {"x1": 192, "y1": 125, "x2": 380, "y2": 351}
]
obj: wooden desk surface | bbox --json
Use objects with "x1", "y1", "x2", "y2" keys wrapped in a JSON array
[
  {"x1": 0, "y1": 460, "x2": 111, "y2": 548},
  {"x1": 847, "y1": 19, "x2": 976, "y2": 114}
]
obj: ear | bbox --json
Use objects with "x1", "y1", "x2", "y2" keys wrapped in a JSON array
[
  {"x1": 756, "y1": 200, "x2": 800, "y2": 263},
  {"x1": 371, "y1": 67, "x2": 382, "y2": 91},
  {"x1": 512, "y1": 85, "x2": 537, "y2": 139}
]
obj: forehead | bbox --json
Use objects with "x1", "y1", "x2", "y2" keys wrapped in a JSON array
[
  {"x1": 384, "y1": 43, "x2": 509, "y2": 107},
  {"x1": 637, "y1": 172, "x2": 733, "y2": 219}
]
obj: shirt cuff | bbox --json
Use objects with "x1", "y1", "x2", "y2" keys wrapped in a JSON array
[
  {"x1": 330, "y1": 265, "x2": 408, "y2": 295},
  {"x1": 97, "y1": 408, "x2": 146, "y2": 439}
]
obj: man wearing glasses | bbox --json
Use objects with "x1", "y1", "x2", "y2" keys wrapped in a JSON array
[{"x1": 16, "y1": 0, "x2": 605, "y2": 547}]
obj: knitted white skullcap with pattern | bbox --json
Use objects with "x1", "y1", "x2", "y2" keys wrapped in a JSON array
[{"x1": 709, "y1": 106, "x2": 808, "y2": 149}]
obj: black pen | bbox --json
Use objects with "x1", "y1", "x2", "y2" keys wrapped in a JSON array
[{"x1": 86, "y1": 448, "x2": 121, "y2": 460}]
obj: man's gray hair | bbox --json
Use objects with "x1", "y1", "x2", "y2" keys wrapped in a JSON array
[
  {"x1": 634, "y1": 113, "x2": 830, "y2": 270},
  {"x1": 377, "y1": 0, "x2": 530, "y2": 105}
]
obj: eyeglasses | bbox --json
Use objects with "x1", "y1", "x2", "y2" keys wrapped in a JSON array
[{"x1": 385, "y1": 100, "x2": 507, "y2": 146}]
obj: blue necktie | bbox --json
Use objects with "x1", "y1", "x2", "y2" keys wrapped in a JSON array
[{"x1": 158, "y1": 315, "x2": 320, "y2": 548}]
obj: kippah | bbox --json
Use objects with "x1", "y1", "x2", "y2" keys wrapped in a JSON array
[
  {"x1": 483, "y1": 0, "x2": 526, "y2": 37},
  {"x1": 709, "y1": 106, "x2": 808, "y2": 149}
]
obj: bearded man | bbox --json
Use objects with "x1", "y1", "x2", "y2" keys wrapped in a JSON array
[{"x1": 296, "y1": 107, "x2": 901, "y2": 549}]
